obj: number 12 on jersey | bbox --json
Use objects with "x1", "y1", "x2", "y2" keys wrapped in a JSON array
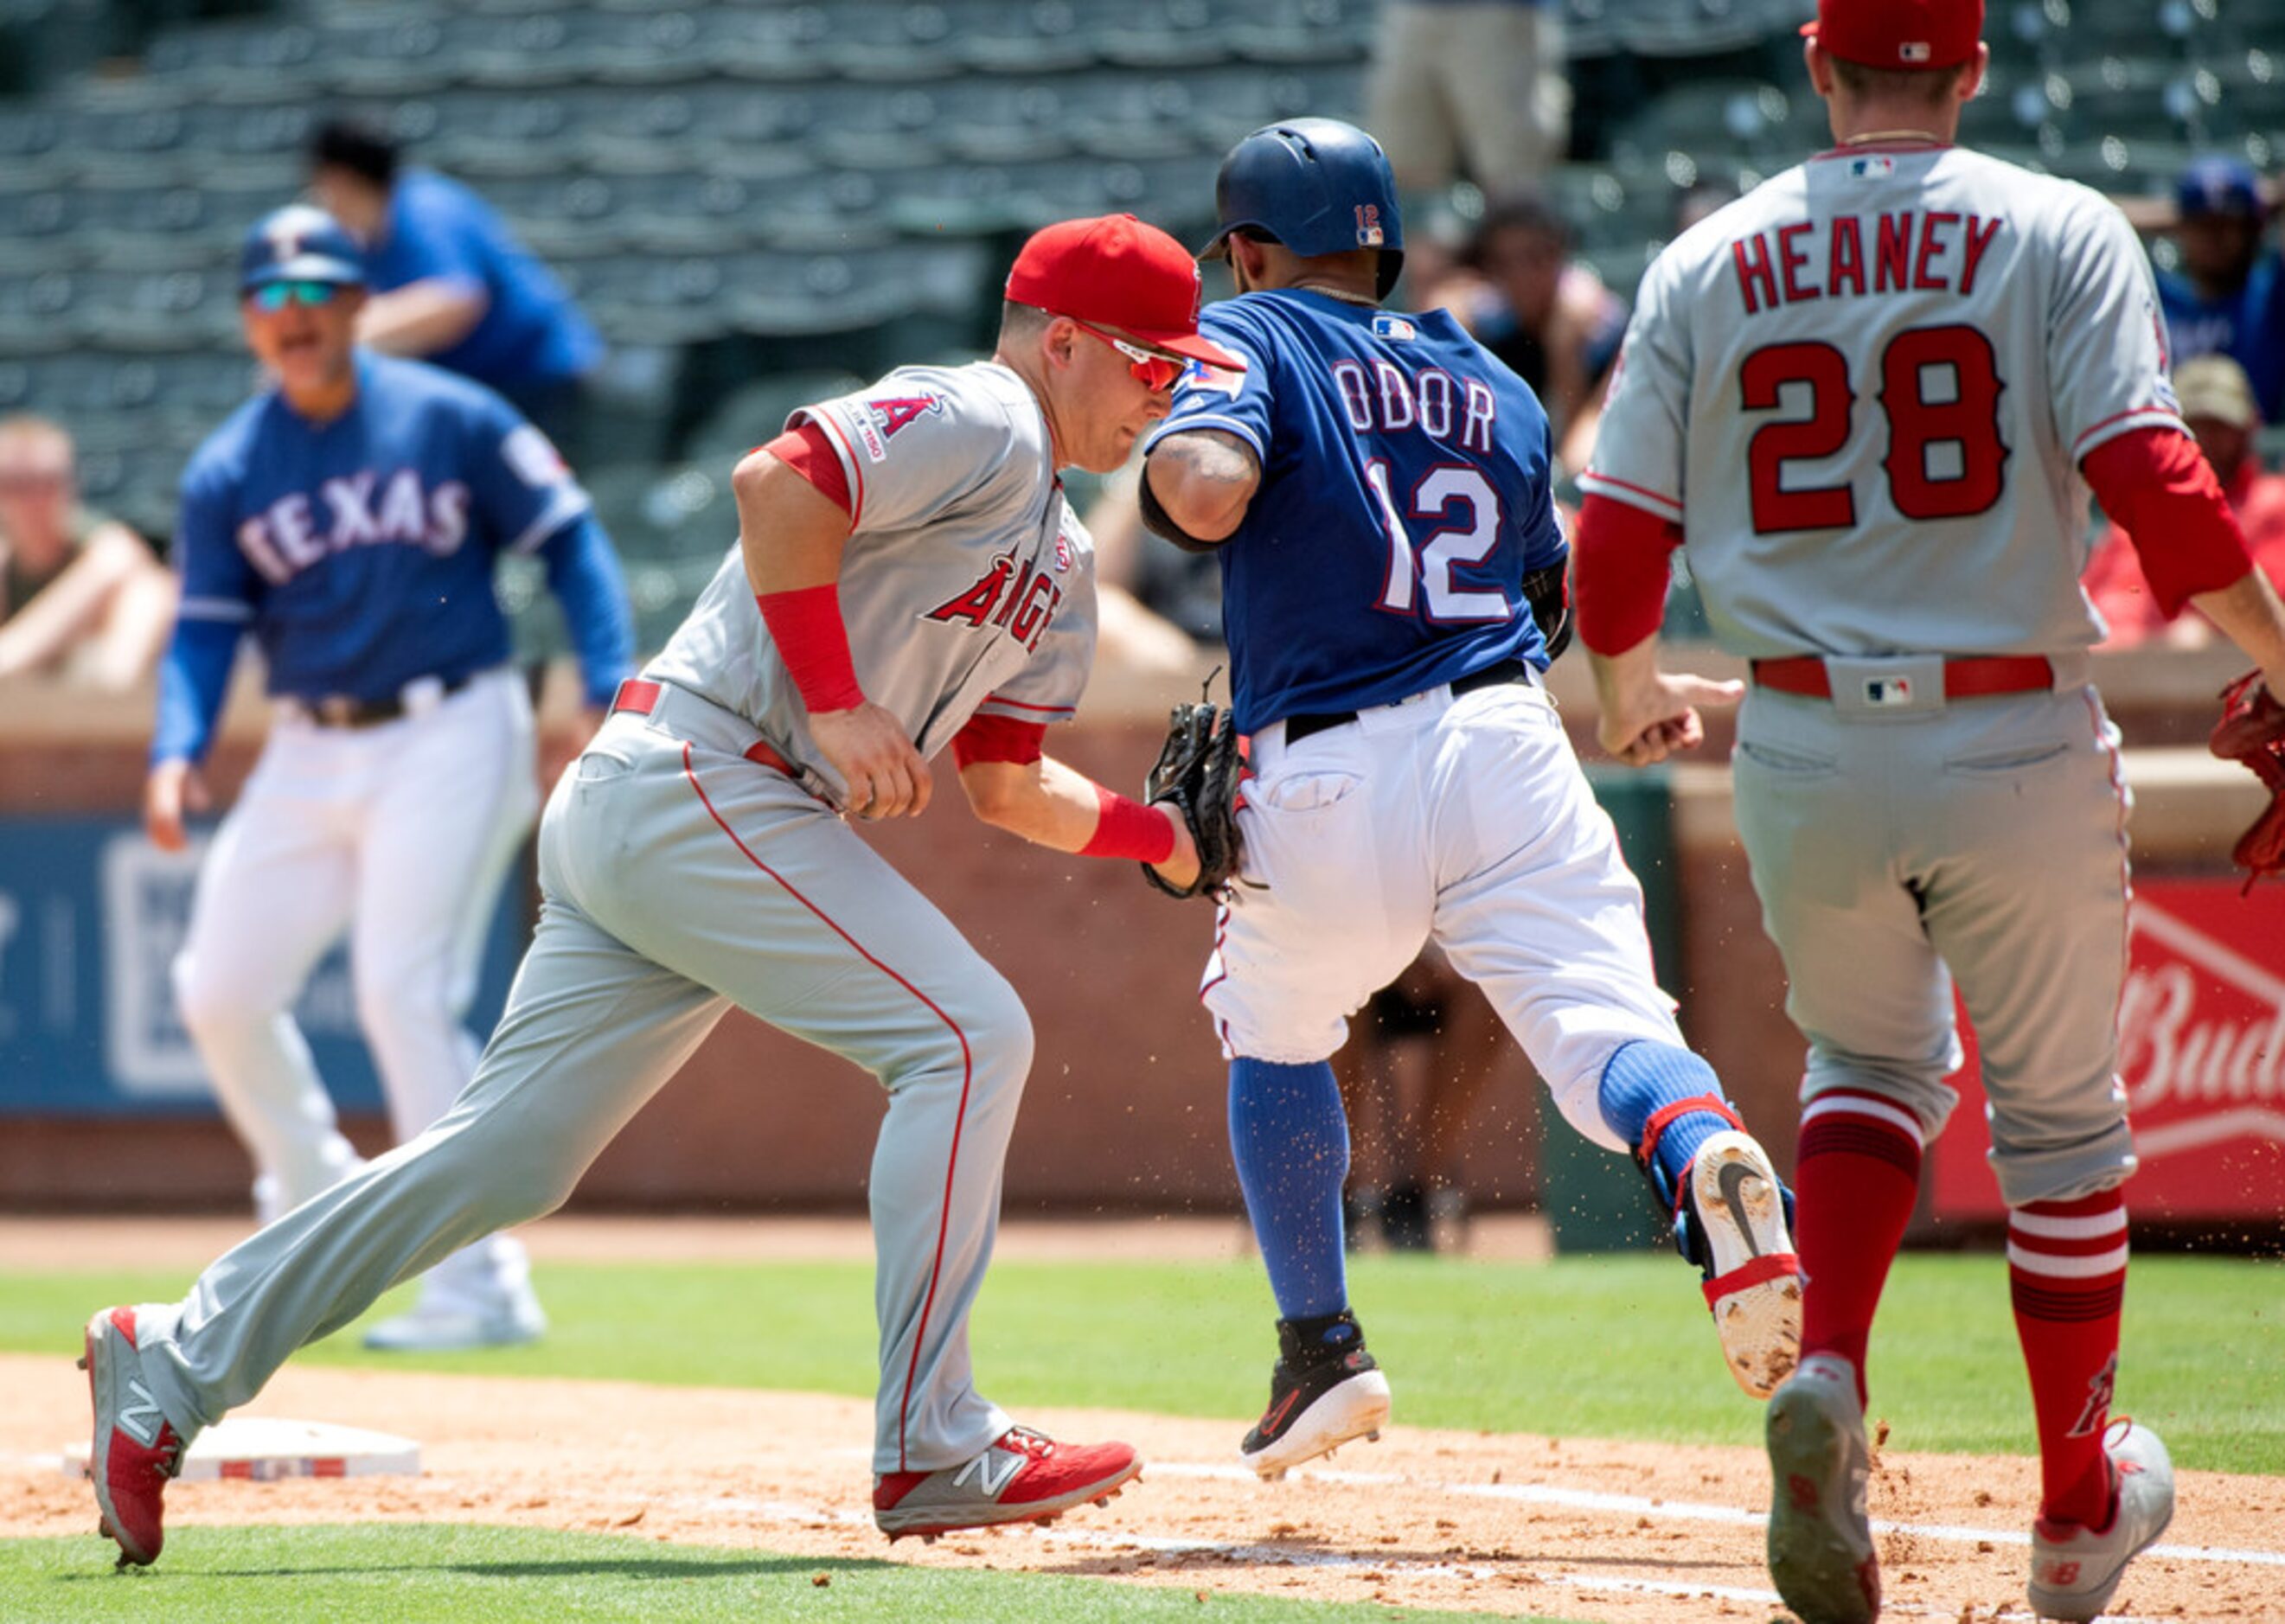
[{"x1": 1365, "y1": 461, "x2": 1510, "y2": 621}]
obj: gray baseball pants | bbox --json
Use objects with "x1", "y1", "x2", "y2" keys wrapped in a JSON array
[
  {"x1": 138, "y1": 695, "x2": 1028, "y2": 1474},
  {"x1": 1730, "y1": 675, "x2": 2136, "y2": 1206}
]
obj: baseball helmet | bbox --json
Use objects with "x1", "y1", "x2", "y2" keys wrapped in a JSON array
[
  {"x1": 239, "y1": 203, "x2": 366, "y2": 292},
  {"x1": 1200, "y1": 118, "x2": 1405, "y2": 299},
  {"x1": 2175, "y1": 155, "x2": 2263, "y2": 221}
]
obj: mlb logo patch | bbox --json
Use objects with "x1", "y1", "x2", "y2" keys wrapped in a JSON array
[
  {"x1": 1848, "y1": 156, "x2": 1896, "y2": 180},
  {"x1": 1863, "y1": 677, "x2": 1914, "y2": 706},
  {"x1": 1898, "y1": 40, "x2": 1931, "y2": 63},
  {"x1": 1371, "y1": 313, "x2": 1417, "y2": 342}
]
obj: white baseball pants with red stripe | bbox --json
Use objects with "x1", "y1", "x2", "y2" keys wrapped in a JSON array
[{"x1": 138, "y1": 699, "x2": 1027, "y2": 1476}]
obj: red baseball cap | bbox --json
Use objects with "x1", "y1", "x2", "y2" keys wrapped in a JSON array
[
  {"x1": 1005, "y1": 214, "x2": 1247, "y2": 371},
  {"x1": 1802, "y1": 0, "x2": 1982, "y2": 69}
]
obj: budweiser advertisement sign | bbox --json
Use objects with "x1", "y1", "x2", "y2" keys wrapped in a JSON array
[{"x1": 1930, "y1": 879, "x2": 2285, "y2": 1222}]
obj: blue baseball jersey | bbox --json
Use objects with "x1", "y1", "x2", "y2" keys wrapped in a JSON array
[
  {"x1": 366, "y1": 169, "x2": 603, "y2": 393},
  {"x1": 174, "y1": 353, "x2": 594, "y2": 705},
  {"x1": 1143, "y1": 289, "x2": 1563, "y2": 734},
  {"x1": 2158, "y1": 251, "x2": 2285, "y2": 421}
]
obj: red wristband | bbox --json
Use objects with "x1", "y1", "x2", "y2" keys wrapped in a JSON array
[
  {"x1": 1080, "y1": 784, "x2": 1176, "y2": 863},
  {"x1": 756, "y1": 585, "x2": 866, "y2": 714}
]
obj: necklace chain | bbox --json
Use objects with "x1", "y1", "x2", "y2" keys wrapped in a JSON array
[{"x1": 1840, "y1": 129, "x2": 1943, "y2": 146}]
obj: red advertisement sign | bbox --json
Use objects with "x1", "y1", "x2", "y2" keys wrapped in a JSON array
[{"x1": 1930, "y1": 879, "x2": 2285, "y2": 1223}]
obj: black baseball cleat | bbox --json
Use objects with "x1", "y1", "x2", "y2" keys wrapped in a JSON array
[{"x1": 1240, "y1": 1309, "x2": 1392, "y2": 1480}]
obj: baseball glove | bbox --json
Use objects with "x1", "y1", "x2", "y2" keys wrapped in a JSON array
[
  {"x1": 2209, "y1": 670, "x2": 2285, "y2": 888},
  {"x1": 1142, "y1": 698, "x2": 1245, "y2": 900}
]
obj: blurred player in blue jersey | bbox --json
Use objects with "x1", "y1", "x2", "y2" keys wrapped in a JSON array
[
  {"x1": 144, "y1": 205, "x2": 634, "y2": 1352},
  {"x1": 310, "y1": 119, "x2": 604, "y2": 459},
  {"x1": 1140, "y1": 119, "x2": 1803, "y2": 1476}
]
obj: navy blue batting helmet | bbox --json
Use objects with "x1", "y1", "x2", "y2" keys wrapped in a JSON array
[
  {"x1": 1201, "y1": 118, "x2": 1405, "y2": 299},
  {"x1": 240, "y1": 203, "x2": 365, "y2": 292}
]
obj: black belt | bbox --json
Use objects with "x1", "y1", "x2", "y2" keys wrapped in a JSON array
[
  {"x1": 1283, "y1": 658, "x2": 1533, "y2": 745},
  {"x1": 292, "y1": 672, "x2": 477, "y2": 730}
]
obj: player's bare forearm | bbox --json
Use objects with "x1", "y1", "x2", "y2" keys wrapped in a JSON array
[
  {"x1": 733, "y1": 450, "x2": 854, "y2": 593},
  {"x1": 1142, "y1": 430, "x2": 1261, "y2": 544},
  {"x1": 2190, "y1": 567, "x2": 2285, "y2": 694},
  {"x1": 959, "y1": 755, "x2": 1198, "y2": 886},
  {"x1": 1588, "y1": 635, "x2": 1744, "y2": 767},
  {"x1": 355, "y1": 281, "x2": 487, "y2": 357}
]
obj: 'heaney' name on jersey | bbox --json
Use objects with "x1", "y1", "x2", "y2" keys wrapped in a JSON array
[{"x1": 1731, "y1": 209, "x2": 2006, "y2": 316}]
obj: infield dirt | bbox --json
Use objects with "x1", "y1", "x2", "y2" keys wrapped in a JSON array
[{"x1": 4, "y1": 1218, "x2": 2281, "y2": 1621}]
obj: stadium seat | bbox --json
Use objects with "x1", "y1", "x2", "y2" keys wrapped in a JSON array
[{"x1": 679, "y1": 369, "x2": 865, "y2": 465}]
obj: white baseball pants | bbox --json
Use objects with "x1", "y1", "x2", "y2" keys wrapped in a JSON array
[
  {"x1": 1203, "y1": 675, "x2": 1685, "y2": 1152},
  {"x1": 170, "y1": 668, "x2": 540, "y2": 1311}
]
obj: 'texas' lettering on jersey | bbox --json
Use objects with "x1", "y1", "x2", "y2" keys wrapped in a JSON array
[
  {"x1": 924, "y1": 549, "x2": 1065, "y2": 652},
  {"x1": 236, "y1": 469, "x2": 471, "y2": 585},
  {"x1": 1731, "y1": 210, "x2": 2007, "y2": 316}
]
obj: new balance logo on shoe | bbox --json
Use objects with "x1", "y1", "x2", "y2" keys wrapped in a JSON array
[
  {"x1": 118, "y1": 1381, "x2": 165, "y2": 1448},
  {"x1": 951, "y1": 1446, "x2": 1024, "y2": 1498}
]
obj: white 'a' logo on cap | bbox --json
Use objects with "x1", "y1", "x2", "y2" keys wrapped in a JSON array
[{"x1": 1898, "y1": 40, "x2": 1932, "y2": 62}]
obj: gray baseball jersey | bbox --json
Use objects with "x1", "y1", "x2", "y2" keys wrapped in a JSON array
[
  {"x1": 1583, "y1": 144, "x2": 2181, "y2": 657},
  {"x1": 651, "y1": 361, "x2": 1098, "y2": 804},
  {"x1": 131, "y1": 357, "x2": 1108, "y2": 1480},
  {"x1": 1584, "y1": 140, "x2": 2167, "y2": 1204}
]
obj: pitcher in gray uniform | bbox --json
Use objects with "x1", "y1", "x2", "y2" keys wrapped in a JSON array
[
  {"x1": 1571, "y1": 3, "x2": 2285, "y2": 1621},
  {"x1": 80, "y1": 213, "x2": 1250, "y2": 1567}
]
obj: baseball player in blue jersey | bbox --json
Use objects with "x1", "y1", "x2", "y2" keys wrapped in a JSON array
[
  {"x1": 1141, "y1": 119, "x2": 1805, "y2": 1477},
  {"x1": 144, "y1": 204, "x2": 634, "y2": 1352}
]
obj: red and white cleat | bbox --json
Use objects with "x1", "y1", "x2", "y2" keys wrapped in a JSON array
[
  {"x1": 80, "y1": 1306, "x2": 187, "y2": 1569},
  {"x1": 874, "y1": 1426, "x2": 1142, "y2": 1541}
]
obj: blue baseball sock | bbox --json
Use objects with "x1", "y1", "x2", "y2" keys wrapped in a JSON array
[
  {"x1": 1597, "y1": 1039, "x2": 1736, "y2": 1210},
  {"x1": 1228, "y1": 1057, "x2": 1351, "y2": 1323}
]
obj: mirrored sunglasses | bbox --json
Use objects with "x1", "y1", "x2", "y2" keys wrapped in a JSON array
[
  {"x1": 1073, "y1": 321, "x2": 1185, "y2": 392},
  {"x1": 249, "y1": 280, "x2": 343, "y2": 311}
]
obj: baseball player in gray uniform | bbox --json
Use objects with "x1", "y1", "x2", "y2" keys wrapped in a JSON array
[
  {"x1": 81, "y1": 214, "x2": 1247, "y2": 1567},
  {"x1": 1572, "y1": 2, "x2": 2285, "y2": 1620}
]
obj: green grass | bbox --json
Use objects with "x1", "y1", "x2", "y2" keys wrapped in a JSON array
[
  {"x1": 4, "y1": 1251, "x2": 2280, "y2": 1473},
  {"x1": 0, "y1": 1524, "x2": 1569, "y2": 1623}
]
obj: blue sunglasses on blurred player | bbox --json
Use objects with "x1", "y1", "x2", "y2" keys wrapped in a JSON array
[{"x1": 247, "y1": 280, "x2": 347, "y2": 311}]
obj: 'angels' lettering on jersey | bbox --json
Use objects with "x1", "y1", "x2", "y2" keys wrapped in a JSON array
[
  {"x1": 236, "y1": 470, "x2": 472, "y2": 584},
  {"x1": 1731, "y1": 210, "x2": 2006, "y2": 315},
  {"x1": 923, "y1": 547, "x2": 1066, "y2": 652}
]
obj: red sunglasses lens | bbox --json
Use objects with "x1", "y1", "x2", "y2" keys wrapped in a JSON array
[{"x1": 1134, "y1": 356, "x2": 1182, "y2": 391}]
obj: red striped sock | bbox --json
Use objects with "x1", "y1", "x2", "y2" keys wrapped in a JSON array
[
  {"x1": 2010, "y1": 1188, "x2": 2128, "y2": 1530},
  {"x1": 1795, "y1": 1091, "x2": 1924, "y2": 1405}
]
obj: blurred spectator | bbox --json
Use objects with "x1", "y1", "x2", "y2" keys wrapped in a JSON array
[
  {"x1": 1080, "y1": 457, "x2": 1227, "y2": 668},
  {"x1": 1367, "y1": 1, "x2": 1569, "y2": 201},
  {"x1": 1334, "y1": 949, "x2": 1512, "y2": 1255},
  {"x1": 1442, "y1": 191, "x2": 1628, "y2": 477},
  {"x1": 2084, "y1": 355, "x2": 2285, "y2": 647},
  {"x1": 0, "y1": 414, "x2": 173, "y2": 689},
  {"x1": 1674, "y1": 180, "x2": 1742, "y2": 237},
  {"x1": 309, "y1": 118, "x2": 604, "y2": 462},
  {"x1": 2156, "y1": 156, "x2": 2284, "y2": 423}
]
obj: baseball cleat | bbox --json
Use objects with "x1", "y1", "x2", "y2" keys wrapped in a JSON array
[
  {"x1": 1678, "y1": 1129, "x2": 1802, "y2": 1399},
  {"x1": 82, "y1": 1306, "x2": 188, "y2": 1570},
  {"x1": 1240, "y1": 1311, "x2": 1392, "y2": 1480},
  {"x1": 873, "y1": 1426, "x2": 1142, "y2": 1540},
  {"x1": 1765, "y1": 1352, "x2": 1880, "y2": 1624},
  {"x1": 2026, "y1": 1421, "x2": 2175, "y2": 1621}
]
